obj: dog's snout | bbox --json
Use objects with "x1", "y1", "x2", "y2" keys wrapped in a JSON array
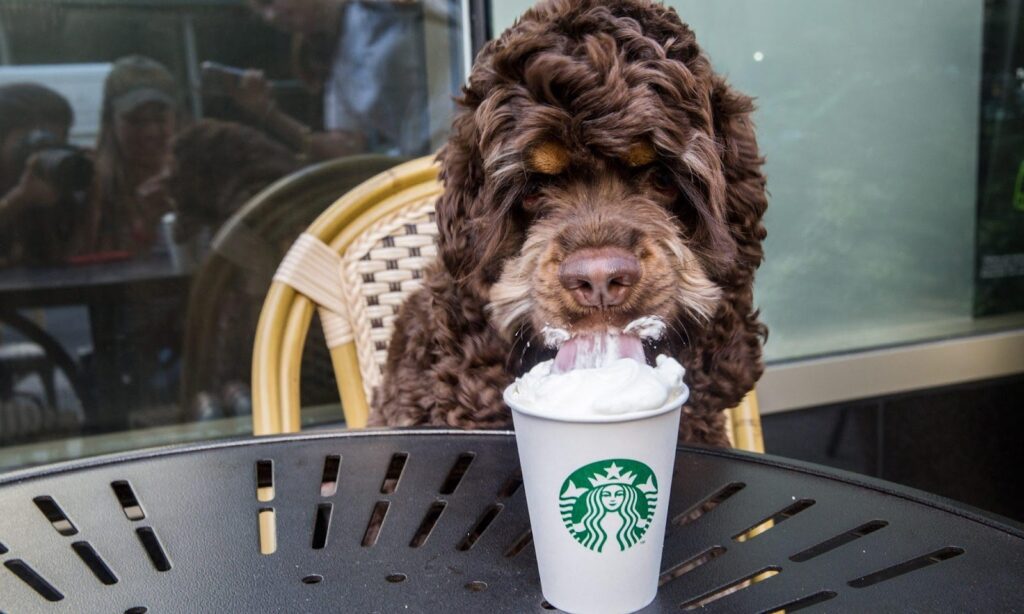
[{"x1": 558, "y1": 248, "x2": 641, "y2": 308}]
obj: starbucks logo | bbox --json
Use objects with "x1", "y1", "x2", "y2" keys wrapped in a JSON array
[{"x1": 559, "y1": 459, "x2": 658, "y2": 553}]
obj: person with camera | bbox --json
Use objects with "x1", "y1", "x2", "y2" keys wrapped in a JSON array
[
  {"x1": 87, "y1": 55, "x2": 179, "y2": 256},
  {"x1": 211, "y1": 0, "x2": 438, "y2": 160},
  {"x1": 0, "y1": 83, "x2": 91, "y2": 266}
]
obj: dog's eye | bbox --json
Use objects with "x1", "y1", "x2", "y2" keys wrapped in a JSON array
[
  {"x1": 650, "y1": 168, "x2": 676, "y2": 194},
  {"x1": 522, "y1": 192, "x2": 548, "y2": 220}
]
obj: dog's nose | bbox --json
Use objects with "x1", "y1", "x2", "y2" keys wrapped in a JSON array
[{"x1": 559, "y1": 248, "x2": 641, "y2": 308}]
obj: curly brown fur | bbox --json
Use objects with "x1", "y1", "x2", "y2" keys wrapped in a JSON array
[{"x1": 373, "y1": 0, "x2": 768, "y2": 446}]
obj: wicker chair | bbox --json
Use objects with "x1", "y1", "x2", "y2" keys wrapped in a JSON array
[{"x1": 251, "y1": 155, "x2": 764, "y2": 452}]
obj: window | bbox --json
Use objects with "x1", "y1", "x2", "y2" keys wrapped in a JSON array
[{"x1": 0, "y1": 0, "x2": 469, "y2": 468}]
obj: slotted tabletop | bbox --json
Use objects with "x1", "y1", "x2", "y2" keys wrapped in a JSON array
[{"x1": 0, "y1": 430, "x2": 1021, "y2": 613}]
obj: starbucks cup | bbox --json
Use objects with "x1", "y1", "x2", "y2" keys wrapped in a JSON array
[{"x1": 505, "y1": 385, "x2": 686, "y2": 614}]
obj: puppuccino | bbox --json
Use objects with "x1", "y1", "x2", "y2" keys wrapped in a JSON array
[{"x1": 504, "y1": 316, "x2": 687, "y2": 613}]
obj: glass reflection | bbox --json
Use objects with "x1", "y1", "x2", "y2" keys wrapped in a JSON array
[{"x1": 0, "y1": 0, "x2": 465, "y2": 466}]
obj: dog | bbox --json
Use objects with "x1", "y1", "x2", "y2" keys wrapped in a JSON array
[
  {"x1": 371, "y1": 0, "x2": 768, "y2": 446},
  {"x1": 166, "y1": 119, "x2": 299, "y2": 244}
]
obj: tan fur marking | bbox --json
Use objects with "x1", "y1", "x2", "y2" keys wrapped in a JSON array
[
  {"x1": 626, "y1": 142, "x2": 657, "y2": 167},
  {"x1": 527, "y1": 141, "x2": 571, "y2": 175}
]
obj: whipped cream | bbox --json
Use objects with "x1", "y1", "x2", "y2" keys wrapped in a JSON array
[{"x1": 506, "y1": 354, "x2": 687, "y2": 418}]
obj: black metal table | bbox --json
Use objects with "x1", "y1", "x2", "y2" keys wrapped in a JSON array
[{"x1": 0, "y1": 430, "x2": 1021, "y2": 613}]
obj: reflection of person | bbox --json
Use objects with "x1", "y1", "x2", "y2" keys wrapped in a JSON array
[
  {"x1": 0, "y1": 83, "x2": 82, "y2": 265},
  {"x1": 76, "y1": 57, "x2": 184, "y2": 421},
  {"x1": 236, "y1": 0, "x2": 432, "y2": 159},
  {"x1": 88, "y1": 55, "x2": 179, "y2": 255}
]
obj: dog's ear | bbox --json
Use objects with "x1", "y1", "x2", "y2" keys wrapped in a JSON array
[
  {"x1": 709, "y1": 76, "x2": 768, "y2": 280},
  {"x1": 436, "y1": 85, "x2": 520, "y2": 290},
  {"x1": 679, "y1": 76, "x2": 769, "y2": 425},
  {"x1": 435, "y1": 101, "x2": 484, "y2": 282}
]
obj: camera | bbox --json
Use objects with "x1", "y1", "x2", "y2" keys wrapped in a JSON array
[
  {"x1": 9, "y1": 129, "x2": 93, "y2": 265},
  {"x1": 13, "y1": 129, "x2": 93, "y2": 196}
]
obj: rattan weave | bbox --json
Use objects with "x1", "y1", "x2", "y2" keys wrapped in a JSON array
[{"x1": 340, "y1": 199, "x2": 438, "y2": 401}]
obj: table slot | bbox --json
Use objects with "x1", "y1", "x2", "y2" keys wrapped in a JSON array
[
  {"x1": 4, "y1": 558, "x2": 64, "y2": 602},
  {"x1": 659, "y1": 470, "x2": 867, "y2": 607},
  {"x1": 733, "y1": 499, "x2": 816, "y2": 542},
  {"x1": 258, "y1": 508, "x2": 276, "y2": 555},
  {"x1": 319, "y1": 455, "x2": 341, "y2": 498},
  {"x1": 502, "y1": 528, "x2": 533, "y2": 559},
  {"x1": 456, "y1": 503, "x2": 504, "y2": 551},
  {"x1": 439, "y1": 453, "x2": 475, "y2": 495},
  {"x1": 361, "y1": 500, "x2": 390, "y2": 547},
  {"x1": 70, "y1": 541, "x2": 119, "y2": 585},
  {"x1": 134, "y1": 527, "x2": 171, "y2": 571},
  {"x1": 380, "y1": 453, "x2": 408, "y2": 494},
  {"x1": 495, "y1": 468, "x2": 523, "y2": 500},
  {"x1": 33, "y1": 496, "x2": 78, "y2": 536},
  {"x1": 670, "y1": 481, "x2": 746, "y2": 531},
  {"x1": 678, "y1": 565, "x2": 781, "y2": 611},
  {"x1": 408, "y1": 500, "x2": 447, "y2": 548},
  {"x1": 310, "y1": 503, "x2": 333, "y2": 550},
  {"x1": 789, "y1": 519, "x2": 889, "y2": 562},
  {"x1": 255, "y1": 460, "x2": 274, "y2": 503},
  {"x1": 110, "y1": 481, "x2": 146, "y2": 521},
  {"x1": 659, "y1": 544, "x2": 727, "y2": 587},
  {"x1": 848, "y1": 546, "x2": 964, "y2": 589},
  {"x1": 757, "y1": 589, "x2": 838, "y2": 614}
]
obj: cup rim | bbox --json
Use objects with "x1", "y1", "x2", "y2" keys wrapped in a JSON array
[{"x1": 503, "y1": 385, "x2": 687, "y2": 424}]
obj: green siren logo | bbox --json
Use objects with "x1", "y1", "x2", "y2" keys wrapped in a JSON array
[{"x1": 559, "y1": 459, "x2": 658, "y2": 553}]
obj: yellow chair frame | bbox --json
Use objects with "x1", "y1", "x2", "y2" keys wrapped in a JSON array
[{"x1": 251, "y1": 155, "x2": 764, "y2": 452}]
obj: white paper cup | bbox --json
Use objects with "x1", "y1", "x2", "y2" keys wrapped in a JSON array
[{"x1": 505, "y1": 385, "x2": 686, "y2": 614}]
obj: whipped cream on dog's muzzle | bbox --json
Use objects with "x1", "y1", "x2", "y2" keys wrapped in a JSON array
[{"x1": 510, "y1": 317, "x2": 687, "y2": 417}]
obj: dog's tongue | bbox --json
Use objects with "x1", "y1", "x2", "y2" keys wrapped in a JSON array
[{"x1": 552, "y1": 334, "x2": 646, "y2": 373}]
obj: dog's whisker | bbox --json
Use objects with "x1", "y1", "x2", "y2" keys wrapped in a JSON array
[{"x1": 665, "y1": 318, "x2": 691, "y2": 350}]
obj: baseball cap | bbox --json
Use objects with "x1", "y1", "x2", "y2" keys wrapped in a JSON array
[{"x1": 105, "y1": 55, "x2": 177, "y2": 116}]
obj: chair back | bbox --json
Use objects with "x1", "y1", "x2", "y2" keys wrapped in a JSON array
[{"x1": 251, "y1": 156, "x2": 765, "y2": 451}]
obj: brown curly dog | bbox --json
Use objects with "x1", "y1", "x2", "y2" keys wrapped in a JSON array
[{"x1": 372, "y1": 0, "x2": 768, "y2": 446}]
